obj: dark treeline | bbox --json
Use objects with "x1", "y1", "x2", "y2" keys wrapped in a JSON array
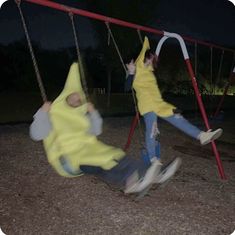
[{"x1": 0, "y1": 37, "x2": 234, "y2": 96}]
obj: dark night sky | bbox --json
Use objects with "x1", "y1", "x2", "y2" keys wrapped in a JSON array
[
  {"x1": 0, "y1": 0, "x2": 235, "y2": 50},
  {"x1": 0, "y1": 0, "x2": 98, "y2": 49},
  {"x1": 153, "y1": 0, "x2": 235, "y2": 48}
]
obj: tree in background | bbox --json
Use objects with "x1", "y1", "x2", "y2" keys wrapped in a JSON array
[{"x1": 85, "y1": 0, "x2": 160, "y2": 95}]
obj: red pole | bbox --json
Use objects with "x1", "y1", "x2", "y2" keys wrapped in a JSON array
[
  {"x1": 22, "y1": 0, "x2": 235, "y2": 53},
  {"x1": 185, "y1": 59, "x2": 226, "y2": 180},
  {"x1": 214, "y1": 67, "x2": 235, "y2": 117},
  {"x1": 124, "y1": 112, "x2": 139, "y2": 151}
]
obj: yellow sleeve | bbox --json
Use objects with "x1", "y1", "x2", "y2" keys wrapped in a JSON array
[{"x1": 135, "y1": 36, "x2": 150, "y2": 68}]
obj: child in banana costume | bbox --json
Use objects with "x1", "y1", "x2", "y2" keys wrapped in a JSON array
[{"x1": 125, "y1": 36, "x2": 223, "y2": 163}]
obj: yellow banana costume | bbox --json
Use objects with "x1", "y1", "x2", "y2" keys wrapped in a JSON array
[
  {"x1": 133, "y1": 37, "x2": 176, "y2": 117},
  {"x1": 43, "y1": 63, "x2": 125, "y2": 177}
]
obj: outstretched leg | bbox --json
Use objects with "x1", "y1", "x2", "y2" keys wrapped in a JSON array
[
  {"x1": 162, "y1": 114, "x2": 222, "y2": 144},
  {"x1": 80, "y1": 156, "x2": 162, "y2": 194}
]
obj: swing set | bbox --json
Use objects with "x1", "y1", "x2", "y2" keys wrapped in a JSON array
[{"x1": 15, "y1": 0, "x2": 235, "y2": 180}]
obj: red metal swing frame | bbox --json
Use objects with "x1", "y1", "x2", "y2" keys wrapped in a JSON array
[{"x1": 20, "y1": 0, "x2": 235, "y2": 180}]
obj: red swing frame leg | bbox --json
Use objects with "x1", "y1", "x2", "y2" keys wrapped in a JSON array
[
  {"x1": 186, "y1": 59, "x2": 227, "y2": 180},
  {"x1": 155, "y1": 33, "x2": 226, "y2": 180},
  {"x1": 124, "y1": 112, "x2": 140, "y2": 151}
]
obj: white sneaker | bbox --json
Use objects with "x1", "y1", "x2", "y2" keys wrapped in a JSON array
[
  {"x1": 199, "y1": 128, "x2": 223, "y2": 145},
  {"x1": 154, "y1": 157, "x2": 182, "y2": 184},
  {"x1": 124, "y1": 159, "x2": 162, "y2": 194},
  {"x1": 124, "y1": 171, "x2": 140, "y2": 194},
  {"x1": 136, "y1": 159, "x2": 162, "y2": 192}
]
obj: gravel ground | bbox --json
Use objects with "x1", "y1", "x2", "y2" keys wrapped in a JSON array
[{"x1": 0, "y1": 116, "x2": 235, "y2": 235}]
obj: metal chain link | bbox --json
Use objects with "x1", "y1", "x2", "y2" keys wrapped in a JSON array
[
  {"x1": 105, "y1": 22, "x2": 127, "y2": 74},
  {"x1": 15, "y1": 0, "x2": 47, "y2": 102},
  {"x1": 210, "y1": 47, "x2": 213, "y2": 95},
  {"x1": 137, "y1": 29, "x2": 143, "y2": 44},
  {"x1": 105, "y1": 22, "x2": 145, "y2": 146},
  {"x1": 194, "y1": 42, "x2": 197, "y2": 77},
  {"x1": 69, "y1": 12, "x2": 89, "y2": 101},
  {"x1": 230, "y1": 53, "x2": 235, "y2": 74},
  {"x1": 215, "y1": 50, "x2": 224, "y2": 87},
  {"x1": 194, "y1": 42, "x2": 198, "y2": 117}
]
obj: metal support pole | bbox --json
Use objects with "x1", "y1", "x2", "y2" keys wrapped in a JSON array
[
  {"x1": 124, "y1": 113, "x2": 140, "y2": 151},
  {"x1": 155, "y1": 32, "x2": 226, "y2": 180}
]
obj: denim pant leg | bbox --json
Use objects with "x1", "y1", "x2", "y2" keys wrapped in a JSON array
[
  {"x1": 162, "y1": 114, "x2": 201, "y2": 139},
  {"x1": 143, "y1": 112, "x2": 158, "y2": 160},
  {"x1": 80, "y1": 156, "x2": 147, "y2": 188}
]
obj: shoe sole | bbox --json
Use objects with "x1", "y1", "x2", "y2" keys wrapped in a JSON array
[
  {"x1": 131, "y1": 162, "x2": 161, "y2": 194},
  {"x1": 154, "y1": 157, "x2": 182, "y2": 184},
  {"x1": 136, "y1": 162, "x2": 162, "y2": 192},
  {"x1": 132, "y1": 159, "x2": 180, "y2": 200},
  {"x1": 201, "y1": 129, "x2": 223, "y2": 145},
  {"x1": 134, "y1": 163, "x2": 162, "y2": 200},
  {"x1": 211, "y1": 129, "x2": 223, "y2": 141},
  {"x1": 124, "y1": 162, "x2": 162, "y2": 194}
]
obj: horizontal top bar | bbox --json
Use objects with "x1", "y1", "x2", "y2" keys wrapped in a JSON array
[{"x1": 23, "y1": 0, "x2": 235, "y2": 53}]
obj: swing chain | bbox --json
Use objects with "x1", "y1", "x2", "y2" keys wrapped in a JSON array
[
  {"x1": 15, "y1": 0, "x2": 47, "y2": 102},
  {"x1": 105, "y1": 22, "x2": 145, "y2": 144},
  {"x1": 69, "y1": 12, "x2": 89, "y2": 100},
  {"x1": 231, "y1": 53, "x2": 235, "y2": 74},
  {"x1": 15, "y1": 0, "x2": 21, "y2": 5},
  {"x1": 68, "y1": 11, "x2": 73, "y2": 19},
  {"x1": 194, "y1": 42, "x2": 197, "y2": 77},
  {"x1": 210, "y1": 47, "x2": 213, "y2": 95},
  {"x1": 137, "y1": 29, "x2": 143, "y2": 44},
  {"x1": 193, "y1": 42, "x2": 199, "y2": 116},
  {"x1": 105, "y1": 22, "x2": 127, "y2": 74},
  {"x1": 215, "y1": 50, "x2": 224, "y2": 87},
  {"x1": 107, "y1": 27, "x2": 111, "y2": 46}
]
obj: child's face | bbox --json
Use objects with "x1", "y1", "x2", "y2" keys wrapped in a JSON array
[
  {"x1": 144, "y1": 53, "x2": 155, "y2": 66},
  {"x1": 66, "y1": 92, "x2": 82, "y2": 108}
]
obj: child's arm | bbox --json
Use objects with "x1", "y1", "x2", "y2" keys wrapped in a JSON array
[
  {"x1": 87, "y1": 103, "x2": 103, "y2": 136},
  {"x1": 125, "y1": 60, "x2": 136, "y2": 92},
  {"x1": 135, "y1": 36, "x2": 150, "y2": 67},
  {"x1": 29, "y1": 102, "x2": 52, "y2": 141},
  {"x1": 125, "y1": 74, "x2": 135, "y2": 92}
]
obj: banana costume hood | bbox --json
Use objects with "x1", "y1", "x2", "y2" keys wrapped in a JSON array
[
  {"x1": 43, "y1": 63, "x2": 124, "y2": 177},
  {"x1": 133, "y1": 37, "x2": 175, "y2": 117}
]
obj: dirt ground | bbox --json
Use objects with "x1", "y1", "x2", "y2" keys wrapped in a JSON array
[{"x1": 0, "y1": 115, "x2": 235, "y2": 235}]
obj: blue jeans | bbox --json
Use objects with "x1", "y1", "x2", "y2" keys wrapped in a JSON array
[
  {"x1": 61, "y1": 156, "x2": 147, "y2": 188},
  {"x1": 143, "y1": 112, "x2": 201, "y2": 160},
  {"x1": 143, "y1": 112, "x2": 160, "y2": 161}
]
